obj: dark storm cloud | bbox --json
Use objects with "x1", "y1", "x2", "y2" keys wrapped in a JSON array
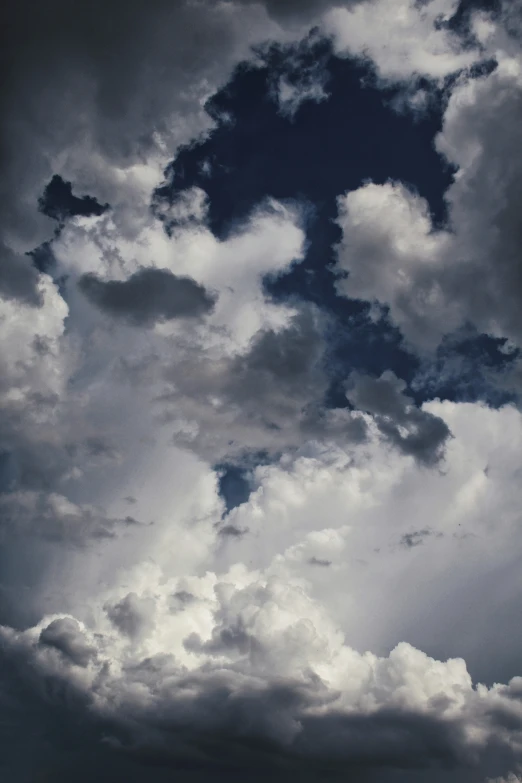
[
  {"x1": 78, "y1": 268, "x2": 216, "y2": 326},
  {"x1": 39, "y1": 618, "x2": 96, "y2": 667},
  {"x1": 347, "y1": 371, "x2": 451, "y2": 464},
  {"x1": 0, "y1": 242, "x2": 43, "y2": 306},
  {"x1": 0, "y1": 635, "x2": 515, "y2": 783}
]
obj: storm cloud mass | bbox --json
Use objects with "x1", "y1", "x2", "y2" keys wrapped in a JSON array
[{"x1": 2, "y1": 1, "x2": 522, "y2": 781}]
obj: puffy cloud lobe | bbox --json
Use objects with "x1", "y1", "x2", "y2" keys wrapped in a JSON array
[
  {"x1": 333, "y1": 6, "x2": 522, "y2": 355},
  {"x1": 105, "y1": 592, "x2": 156, "y2": 639},
  {"x1": 156, "y1": 305, "x2": 368, "y2": 459},
  {"x1": 333, "y1": 181, "x2": 460, "y2": 350},
  {"x1": 39, "y1": 617, "x2": 96, "y2": 667},
  {"x1": 324, "y1": 0, "x2": 478, "y2": 83},
  {"x1": 78, "y1": 267, "x2": 216, "y2": 326},
  {"x1": 434, "y1": 43, "x2": 522, "y2": 346},
  {"x1": 346, "y1": 371, "x2": 451, "y2": 464}
]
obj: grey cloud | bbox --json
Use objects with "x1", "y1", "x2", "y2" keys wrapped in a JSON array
[
  {"x1": 400, "y1": 529, "x2": 433, "y2": 549},
  {"x1": 218, "y1": 523, "x2": 247, "y2": 538},
  {"x1": 347, "y1": 371, "x2": 451, "y2": 464},
  {"x1": 437, "y1": 68, "x2": 522, "y2": 348},
  {"x1": 0, "y1": 0, "x2": 265, "y2": 298},
  {"x1": 333, "y1": 23, "x2": 522, "y2": 356},
  {"x1": 0, "y1": 638, "x2": 516, "y2": 783},
  {"x1": 308, "y1": 556, "x2": 332, "y2": 566},
  {"x1": 0, "y1": 242, "x2": 43, "y2": 306},
  {"x1": 106, "y1": 592, "x2": 156, "y2": 639},
  {"x1": 230, "y1": 306, "x2": 326, "y2": 390},
  {"x1": 138, "y1": 306, "x2": 371, "y2": 464},
  {"x1": 0, "y1": 399, "x2": 121, "y2": 501},
  {"x1": 39, "y1": 618, "x2": 96, "y2": 667},
  {"x1": 0, "y1": 488, "x2": 141, "y2": 546},
  {"x1": 169, "y1": 591, "x2": 196, "y2": 613},
  {"x1": 156, "y1": 306, "x2": 338, "y2": 458},
  {"x1": 0, "y1": 0, "x2": 355, "y2": 305},
  {"x1": 78, "y1": 267, "x2": 216, "y2": 326},
  {"x1": 184, "y1": 621, "x2": 260, "y2": 658}
]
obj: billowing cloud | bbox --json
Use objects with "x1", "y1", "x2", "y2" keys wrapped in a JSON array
[
  {"x1": 324, "y1": 0, "x2": 478, "y2": 82},
  {"x1": 346, "y1": 371, "x2": 451, "y2": 463},
  {"x1": 3, "y1": 0, "x2": 522, "y2": 780},
  {"x1": 332, "y1": 1, "x2": 522, "y2": 356},
  {"x1": 2, "y1": 402, "x2": 522, "y2": 780}
]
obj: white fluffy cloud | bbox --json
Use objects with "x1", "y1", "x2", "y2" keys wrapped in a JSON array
[
  {"x1": 333, "y1": 1, "x2": 522, "y2": 354},
  {"x1": 334, "y1": 180, "x2": 460, "y2": 349},
  {"x1": 324, "y1": 0, "x2": 478, "y2": 82}
]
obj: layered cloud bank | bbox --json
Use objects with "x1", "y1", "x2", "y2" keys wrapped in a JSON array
[{"x1": 2, "y1": 1, "x2": 522, "y2": 781}]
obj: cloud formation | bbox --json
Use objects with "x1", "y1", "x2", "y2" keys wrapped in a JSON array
[
  {"x1": 333, "y1": 2, "x2": 522, "y2": 355},
  {"x1": 3, "y1": 401, "x2": 522, "y2": 781},
  {"x1": 2, "y1": 0, "x2": 522, "y2": 781},
  {"x1": 346, "y1": 371, "x2": 451, "y2": 463}
]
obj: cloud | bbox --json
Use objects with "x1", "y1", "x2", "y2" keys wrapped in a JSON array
[
  {"x1": 2, "y1": 2, "x2": 522, "y2": 780},
  {"x1": 332, "y1": 3, "x2": 522, "y2": 357},
  {"x1": 346, "y1": 371, "x2": 452, "y2": 464},
  {"x1": 78, "y1": 267, "x2": 216, "y2": 326},
  {"x1": 105, "y1": 592, "x2": 156, "y2": 639},
  {"x1": 333, "y1": 180, "x2": 460, "y2": 350},
  {"x1": 323, "y1": 0, "x2": 478, "y2": 83},
  {"x1": 39, "y1": 617, "x2": 97, "y2": 667},
  {"x1": 1, "y1": 401, "x2": 522, "y2": 780},
  {"x1": 0, "y1": 0, "x2": 308, "y2": 306},
  {"x1": 0, "y1": 242, "x2": 44, "y2": 306}
]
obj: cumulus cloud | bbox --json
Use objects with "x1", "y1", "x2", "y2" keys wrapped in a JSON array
[
  {"x1": 3, "y1": 402, "x2": 522, "y2": 780},
  {"x1": 324, "y1": 0, "x2": 478, "y2": 83},
  {"x1": 333, "y1": 180, "x2": 460, "y2": 350},
  {"x1": 0, "y1": 0, "x2": 333, "y2": 305},
  {"x1": 39, "y1": 617, "x2": 97, "y2": 667},
  {"x1": 332, "y1": 2, "x2": 522, "y2": 356}
]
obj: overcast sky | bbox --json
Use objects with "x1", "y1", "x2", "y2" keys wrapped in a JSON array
[{"x1": 3, "y1": 1, "x2": 522, "y2": 781}]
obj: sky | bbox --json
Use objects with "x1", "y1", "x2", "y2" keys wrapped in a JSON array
[{"x1": 3, "y1": 0, "x2": 522, "y2": 781}]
